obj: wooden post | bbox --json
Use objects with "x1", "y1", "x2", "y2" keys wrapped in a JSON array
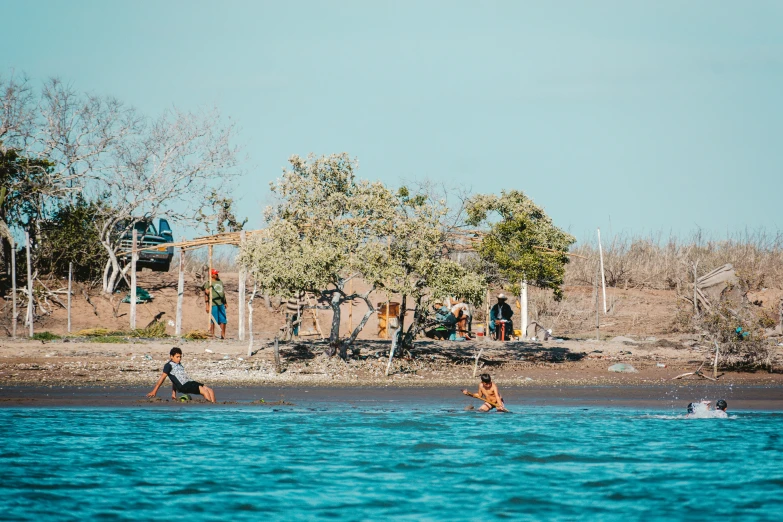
[
  {"x1": 274, "y1": 336, "x2": 281, "y2": 372},
  {"x1": 207, "y1": 244, "x2": 213, "y2": 332},
  {"x1": 10, "y1": 238, "x2": 16, "y2": 339},
  {"x1": 385, "y1": 296, "x2": 390, "y2": 339},
  {"x1": 247, "y1": 284, "x2": 256, "y2": 357},
  {"x1": 486, "y1": 288, "x2": 491, "y2": 339},
  {"x1": 385, "y1": 326, "x2": 399, "y2": 376},
  {"x1": 594, "y1": 264, "x2": 600, "y2": 340},
  {"x1": 693, "y1": 261, "x2": 699, "y2": 316},
  {"x1": 175, "y1": 248, "x2": 184, "y2": 336},
  {"x1": 25, "y1": 231, "x2": 33, "y2": 338},
  {"x1": 597, "y1": 228, "x2": 607, "y2": 315},
  {"x1": 779, "y1": 298, "x2": 783, "y2": 334},
  {"x1": 520, "y1": 279, "x2": 528, "y2": 339},
  {"x1": 238, "y1": 231, "x2": 246, "y2": 341},
  {"x1": 713, "y1": 340, "x2": 720, "y2": 379},
  {"x1": 130, "y1": 228, "x2": 137, "y2": 330},
  {"x1": 473, "y1": 346, "x2": 484, "y2": 377},
  {"x1": 348, "y1": 277, "x2": 353, "y2": 333},
  {"x1": 67, "y1": 262, "x2": 72, "y2": 333}
]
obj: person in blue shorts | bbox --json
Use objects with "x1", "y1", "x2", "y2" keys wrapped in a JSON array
[
  {"x1": 147, "y1": 347, "x2": 216, "y2": 403},
  {"x1": 202, "y1": 269, "x2": 227, "y2": 339}
]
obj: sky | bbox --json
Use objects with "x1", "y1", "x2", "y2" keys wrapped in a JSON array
[{"x1": 2, "y1": 0, "x2": 782, "y2": 244}]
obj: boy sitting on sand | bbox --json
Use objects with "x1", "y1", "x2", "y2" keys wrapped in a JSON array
[
  {"x1": 462, "y1": 373, "x2": 506, "y2": 412},
  {"x1": 147, "y1": 347, "x2": 216, "y2": 403}
]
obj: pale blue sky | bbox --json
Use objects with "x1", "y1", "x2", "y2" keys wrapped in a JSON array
[{"x1": 3, "y1": 0, "x2": 782, "y2": 243}]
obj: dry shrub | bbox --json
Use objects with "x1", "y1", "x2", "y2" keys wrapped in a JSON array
[
  {"x1": 566, "y1": 229, "x2": 783, "y2": 291},
  {"x1": 75, "y1": 328, "x2": 122, "y2": 337},
  {"x1": 133, "y1": 322, "x2": 167, "y2": 338},
  {"x1": 697, "y1": 301, "x2": 772, "y2": 370},
  {"x1": 184, "y1": 330, "x2": 210, "y2": 340}
]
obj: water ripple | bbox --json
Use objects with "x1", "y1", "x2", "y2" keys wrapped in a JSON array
[{"x1": 1, "y1": 406, "x2": 782, "y2": 521}]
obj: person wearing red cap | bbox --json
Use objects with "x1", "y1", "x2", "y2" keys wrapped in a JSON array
[{"x1": 202, "y1": 269, "x2": 227, "y2": 339}]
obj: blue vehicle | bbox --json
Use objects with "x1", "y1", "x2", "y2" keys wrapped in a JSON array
[{"x1": 119, "y1": 218, "x2": 174, "y2": 272}]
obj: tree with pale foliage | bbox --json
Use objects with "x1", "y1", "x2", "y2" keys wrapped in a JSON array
[
  {"x1": 466, "y1": 190, "x2": 575, "y2": 299},
  {"x1": 239, "y1": 153, "x2": 397, "y2": 357},
  {"x1": 364, "y1": 186, "x2": 485, "y2": 348},
  {"x1": 90, "y1": 106, "x2": 240, "y2": 293},
  {"x1": 1, "y1": 73, "x2": 241, "y2": 293},
  {"x1": 240, "y1": 154, "x2": 486, "y2": 356}
]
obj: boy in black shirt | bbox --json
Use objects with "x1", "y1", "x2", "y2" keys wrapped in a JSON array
[{"x1": 147, "y1": 347, "x2": 216, "y2": 403}]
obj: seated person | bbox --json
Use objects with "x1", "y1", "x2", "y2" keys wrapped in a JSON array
[{"x1": 489, "y1": 293, "x2": 514, "y2": 341}]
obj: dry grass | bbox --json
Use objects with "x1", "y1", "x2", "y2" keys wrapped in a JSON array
[{"x1": 565, "y1": 229, "x2": 783, "y2": 291}]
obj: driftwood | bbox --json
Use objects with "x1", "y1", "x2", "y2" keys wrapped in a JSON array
[{"x1": 672, "y1": 356, "x2": 724, "y2": 382}]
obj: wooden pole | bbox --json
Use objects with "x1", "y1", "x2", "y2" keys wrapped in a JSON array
[
  {"x1": 486, "y1": 288, "x2": 490, "y2": 339},
  {"x1": 521, "y1": 279, "x2": 528, "y2": 339},
  {"x1": 597, "y1": 228, "x2": 607, "y2": 315},
  {"x1": 713, "y1": 340, "x2": 719, "y2": 379},
  {"x1": 208, "y1": 244, "x2": 213, "y2": 332},
  {"x1": 238, "y1": 231, "x2": 246, "y2": 341},
  {"x1": 385, "y1": 296, "x2": 390, "y2": 339},
  {"x1": 67, "y1": 262, "x2": 72, "y2": 333},
  {"x1": 247, "y1": 284, "x2": 256, "y2": 357},
  {"x1": 130, "y1": 228, "x2": 137, "y2": 330},
  {"x1": 385, "y1": 326, "x2": 399, "y2": 376},
  {"x1": 594, "y1": 264, "x2": 600, "y2": 340},
  {"x1": 10, "y1": 238, "x2": 16, "y2": 339},
  {"x1": 274, "y1": 336, "x2": 281, "y2": 372},
  {"x1": 473, "y1": 346, "x2": 484, "y2": 377},
  {"x1": 25, "y1": 231, "x2": 33, "y2": 338},
  {"x1": 176, "y1": 248, "x2": 184, "y2": 336},
  {"x1": 348, "y1": 277, "x2": 353, "y2": 333},
  {"x1": 693, "y1": 261, "x2": 699, "y2": 316}
]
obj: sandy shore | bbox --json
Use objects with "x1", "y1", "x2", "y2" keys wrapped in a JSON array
[
  {"x1": 1, "y1": 335, "x2": 782, "y2": 408},
  {"x1": 3, "y1": 385, "x2": 783, "y2": 410}
]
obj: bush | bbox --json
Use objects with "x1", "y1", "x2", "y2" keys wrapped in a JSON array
[
  {"x1": 32, "y1": 331, "x2": 60, "y2": 341},
  {"x1": 697, "y1": 301, "x2": 771, "y2": 370},
  {"x1": 37, "y1": 198, "x2": 110, "y2": 282}
]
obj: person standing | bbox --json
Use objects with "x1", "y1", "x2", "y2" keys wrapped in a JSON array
[
  {"x1": 489, "y1": 293, "x2": 514, "y2": 341},
  {"x1": 203, "y1": 269, "x2": 227, "y2": 339}
]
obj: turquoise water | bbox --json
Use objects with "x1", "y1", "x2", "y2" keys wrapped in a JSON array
[{"x1": 1, "y1": 405, "x2": 782, "y2": 521}]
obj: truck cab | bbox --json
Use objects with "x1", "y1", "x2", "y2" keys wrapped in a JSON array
[{"x1": 119, "y1": 218, "x2": 174, "y2": 272}]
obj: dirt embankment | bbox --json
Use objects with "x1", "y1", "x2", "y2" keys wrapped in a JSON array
[
  {"x1": 3, "y1": 270, "x2": 782, "y2": 393},
  {"x1": 2, "y1": 335, "x2": 782, "y2": 392},
  {"x1": 5, "y1": 269, "x2": 783, "y2": 340}
]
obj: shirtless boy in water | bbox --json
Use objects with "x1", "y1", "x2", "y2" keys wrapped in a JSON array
[{"x1": 462, "y1": 373, "x2": 506, "y2": 412}]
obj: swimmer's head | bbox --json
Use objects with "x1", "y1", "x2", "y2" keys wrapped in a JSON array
[
  {"x1": 687, "y1": 403, "x2": 694, "y2": 414},
  {"x1": 480, "y1": 373, "x2": 492, "y2": 384},
  {"x1": 716, "y1": 399, "x2": 727, "y2": 411}
]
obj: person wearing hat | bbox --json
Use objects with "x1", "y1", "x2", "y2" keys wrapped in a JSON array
[
  {"x1": 490, "y1": 293, "x2": 514, "y2": 341},
  {"x1": 202, "y1": 269, "x2": 227, "y2": 339}
]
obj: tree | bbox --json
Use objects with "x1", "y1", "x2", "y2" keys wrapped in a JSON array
[
  {"x1": 0, "y1": 73, "x2": 241, "y2": 293},
  {"x1": 466, "y1": 190, "x2": 575, "y2": 299},
  {"x1": 240, "y1": 153, "x2": 397, "y2": 357},
  {"x1": 364, "y1": 186, "x2": 486, "y2": 348},
  {"x1": 196, "y1": 189, "x2": 248, "y2": 234},
  {"x1": 0, "y1": 147, "x2": 56, "y2": 272},
  {"x1": 89, "y1": 106, "x2": 240, "y2": 293},
  {"x1": 37, "y1": 198, "x2": 109, "y2": 282}
]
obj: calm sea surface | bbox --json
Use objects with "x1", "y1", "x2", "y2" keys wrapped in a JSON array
[{"x1": 1, "y1": 403, "x2": 782, "y2": 521}]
